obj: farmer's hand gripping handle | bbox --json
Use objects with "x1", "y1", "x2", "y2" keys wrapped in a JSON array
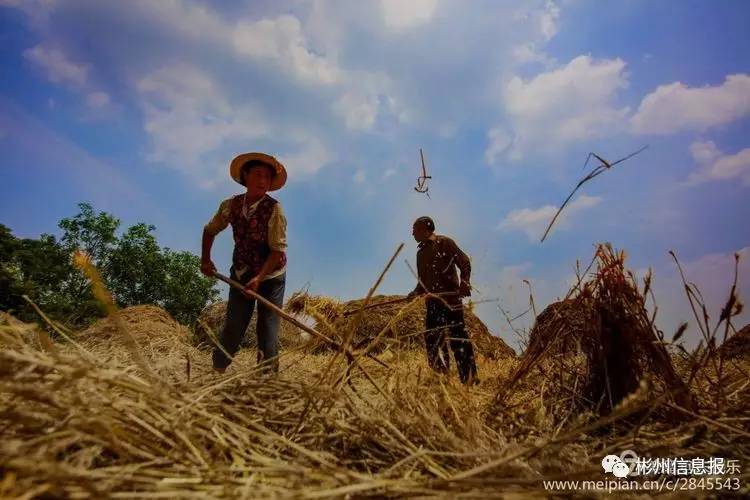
[
  {"x1": 201, "y1": 260, "x2": 217, "y2": 277},
  {"x1": 200, "y1": 228, "x2": 218, "y2": 277}
]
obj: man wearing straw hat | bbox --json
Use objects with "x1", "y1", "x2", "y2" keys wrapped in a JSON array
[
  {"x1": 201, "y1": 152, "x2": 288, "y2": 374},
  {"x1": 407, "y1": 216, "x2": 478, "y2": 385}
]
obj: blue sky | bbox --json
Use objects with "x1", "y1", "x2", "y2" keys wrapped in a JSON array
[{"x1": 1, "y1": 0, "x2": 749, "y2": 349}]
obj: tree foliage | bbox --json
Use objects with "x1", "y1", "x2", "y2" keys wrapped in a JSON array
[{"x1": 1, "y1": 203, "x2": 219, "y2": 327}]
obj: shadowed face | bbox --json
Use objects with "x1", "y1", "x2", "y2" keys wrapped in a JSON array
[
  {"x1": 412, "y1": 221, "x2": 433, "y2": 243},
  {"x1": 243, "y1": 164, "x2": 274, "y2": 198}
]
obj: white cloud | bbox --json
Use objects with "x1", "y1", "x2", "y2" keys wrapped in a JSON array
[
  {"x1": 125, "y1": 4, "x2": 348, "y2": 89},
  {"x1": 484, "y1": 127, "x2": 513, "y2": 165},
  {"x1": 138, "y1": 2, "x2": 396, "y2": 129},
  {"x1": 121, "y1": 2, "x2": 367, "y2": 93},
  {"x1": 85, "y1": 91, "x2": 110, "y2": 108},
  {"x1": 232, "y1": 14, "x2": 343, "y2": 86},
  {"x1": 1, "y1": 0, "x2": 57, "y2": 24},
  {"x1": 14, "y1": 0, "x2": 560, "y2": 145},
  {"x1": 690, "y1": 140, "x2": 721, "y2": 164},
  {"x1": 631, "y1": 74, "x2": 750, "y2": 135},
  {"x1": 23, "y1": 44, "x2": 88, "y2": 87},
  {"x1": 511, "y1": 43, "x2": 554, "y2": 66},
  {"x1": 487, "y1": 55, "x2": 629, "y2": 162},
  {"x1": 383, "y1": 168, "x2": 396, "y2": 180},
  {"x1": 133, "y1": 0, "x2": 225, "y2": 45},
  {"x1": 380, "y1": 0, "x2": 438, "y2": 29},
  {"x1": 539, "y1": 0, "x2": 560, "y2": 41},
  {"x1": 688, "y1": 140, "x2": 750, "y2": 186},
  {"x1": 497, "y1": 194, "x2": 602, "y2": 241},
  {"x1": 508, "y1": 2, "x2": 560, "y2": 69},
  {"x1": 334, "y1": 92, "x2": 379, "y2": 130},
  {"x1": 276, "y1": 133, "x2": 331, "y2": 176},
  {"x1": 230, "y1": 14, "x2": 397, "y2": 131},
  {"x1": 136, "y1": 64, "x2": 268, "y2": 169},
  {"x1": 15, "y1": 2, "x2": 362, "y2": 182},
  {"x1": 23, "y1": 44, "x2": 113, "y2": 113}
]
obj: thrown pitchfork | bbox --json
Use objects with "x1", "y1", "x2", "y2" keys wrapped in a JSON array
[{"x1": 414, "y1": 148, "x2": 431, "y2": 198}]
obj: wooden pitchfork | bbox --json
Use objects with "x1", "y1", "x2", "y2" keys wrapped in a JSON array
[{"x1": 212, "y1": 271, "x2": 390, "y2": 368}]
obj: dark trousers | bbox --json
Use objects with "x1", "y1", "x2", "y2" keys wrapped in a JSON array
[
  {"x1": 424, "y1": 299, "x2": 478, "y2": 384},
  {"x1": 212, "y1": 269, "x2": 285, "y2": 373}
]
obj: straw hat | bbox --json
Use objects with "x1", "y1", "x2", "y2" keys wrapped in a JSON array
[{"x1": 229, "y1": 152, "x2": 287, "y2": 191}]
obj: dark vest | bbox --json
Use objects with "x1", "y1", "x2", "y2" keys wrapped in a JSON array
[{"x1": 229, "y1": 194, "x2": 286, "y2": 278}]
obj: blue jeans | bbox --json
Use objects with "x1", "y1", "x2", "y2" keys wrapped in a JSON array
[{"x1": 212, "y1": 268, "x2": 286, "y2": 373}]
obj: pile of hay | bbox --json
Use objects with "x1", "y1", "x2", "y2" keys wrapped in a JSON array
[
  {"x1": 2, "y1": 247, "x2": 750, "y2": 497},
  {"x1": 287, "y1": 292, "x2": 515, "y2": 359},
  {"x1": 77, "y1": 305, "x2": 190, "y2": 350},
  {"x1": 2, "y1": 301, "x2": 748, "y2": 497},
  {"x1": 78, "y1": 305, "x2": 188, "y2": 340},
  {"x1": 495, "y1": 244, "x2": 694, "y2": 425},
  {"x1": 72, "y1": 305, "x2": 196, "y2": 379},
  {"x1": 0, "y1": 312, "x2": 43, "y2": 350},
  {"x1": 719, "y1": 323, "x2": 750, "y2": 359},
  {"x1": 0, "y1": 308, "x2": 566, "y2": 498},
  {"x1": 194, "y1": 301, "x2": 308, "y2": 350}
]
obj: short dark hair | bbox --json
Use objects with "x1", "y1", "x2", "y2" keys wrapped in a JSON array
[
  {"x1": 414, "y1": 216, "x2": 435, "y2": 232},
  {"x1": 241, "y1": 160, "x2": 275, "y2": 184}
]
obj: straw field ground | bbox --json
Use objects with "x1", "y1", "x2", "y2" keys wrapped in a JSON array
[{"x1": 1, "y1": 245, "x2": 748, "y2": 498}]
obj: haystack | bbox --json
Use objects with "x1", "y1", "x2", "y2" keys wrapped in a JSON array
[
  {"x1": 496, "y1": 244, "x2": 694, "y2": 423},
  {"x1": 71, "y1": 305, "x2": 196, "y2": 377},
  {"x1": 287, "y1": 292, "x2": 515, "y2": 359},
  {"x1": 719, "y1": 323, "x2": 750, "y2": 359},
  {"x1": 77, "y1": 305, "x2": 190, "y2": 346},
  {"x1": 0, "y1": 312, "x2": 41, "y2": 348},
  {"x1": 194, "y1": 301, "x2": 307, "y2": 350}
]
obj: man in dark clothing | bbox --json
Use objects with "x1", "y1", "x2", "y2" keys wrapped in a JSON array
[{"x1": 407, "y1": 216, "x2": 478, "y2": 384}]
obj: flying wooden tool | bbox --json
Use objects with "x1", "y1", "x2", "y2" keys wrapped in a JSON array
[
  {"x1": 541, "y1": 145, "x2": 649, "y2": 242},
  {"x1": 414, "y1": 148, "x2": 431, "y2": 198}
]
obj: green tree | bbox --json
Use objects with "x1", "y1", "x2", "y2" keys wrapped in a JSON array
[
  {"x1": 2, "y1": 204, "x2": 219, "y2": 327},
  {"x1": 0, "y1": 225, "x2": 90, "y2": 323},
  {"x1": 107, "y1": 223, "x2": 219, "y2": 324},
  {"x1": 58, "y1": 202, "x2": 120, "y2": 265},
  {"x1": 108, "y1": 223, "x2": 167, "y2": 306},
  {"x1": 161, "y1": 249, "x2": 220, "y2": 325},
  {"x1": 57, "y1": 202, "x2": 120, "y2": 321},
  {"x1": 0, "y1": 224, "x2": 24, "y2": 316}
]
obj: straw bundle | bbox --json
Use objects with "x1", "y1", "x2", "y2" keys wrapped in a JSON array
[
  {"x1": 78, "y1": 304, "x2": 190, "y2": 345},
  {"x1": 287, "y1": 293, "x2": 515, "y2": 359},
  {"x1": 194, "y1": 301, "x2": 307, "y2": 350},
  {"x1": 287, "y1": 291, "x2": 342, "y2": 320},
  {"x1": 719, "y1": 323, "x2": 750, "y2": 360},
  {"x1": 496, "y1": 244, "x2": 694, "y2": 425}
]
